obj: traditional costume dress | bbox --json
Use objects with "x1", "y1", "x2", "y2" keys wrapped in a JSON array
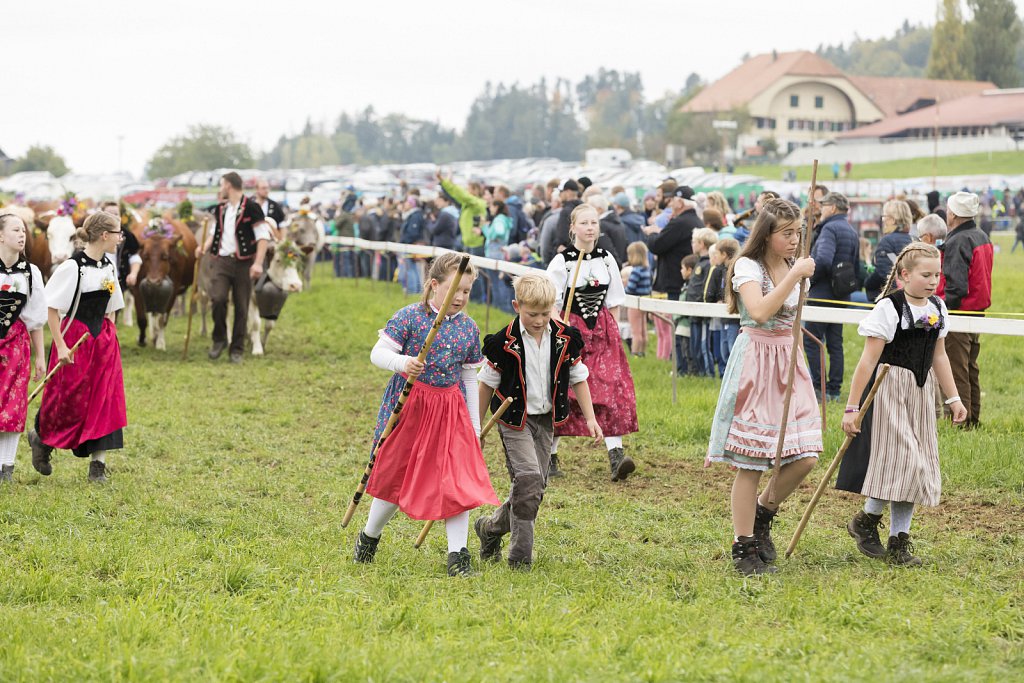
[
  {"x1": 706, "y1": 257, "x2": 822, "y2": 469},
  {"x1": 36, "y1": 251, "x2": 127, "y2": 458},
  {"x1": 0, "y1": 256, "x2": 46, "y2": 472},
  {"x1": 546, "y1": 247, "x2": 639, "y2": 439},
  {"x1": 365, "y1": 302, "x2": 498, "y2": 520}
]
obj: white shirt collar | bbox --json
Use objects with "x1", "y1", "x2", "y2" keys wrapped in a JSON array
[
  {"x1": 519, "y1": 320, "x2": 550, "y2": 343},
  {"x1": 428, "y1": 301, "x2": 463, "y2": 321}
]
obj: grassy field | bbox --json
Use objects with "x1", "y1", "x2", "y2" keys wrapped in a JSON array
[
  {"x1": 735, "y1": 151, "x2": 1024, "y2": 183},
  {"x1": 1, "y1": 235, "x2": 1022, "y2": 681}
]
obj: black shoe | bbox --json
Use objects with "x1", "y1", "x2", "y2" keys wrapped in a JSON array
[
  {"x1": 88, "y1": 460, "x2": 108, "y2": 483},
  {"x1": 474, "y1": 517, "x2": 502, "y2": 563},
  {"x1": 886, "y1": 532, "x2": 923, "y2": 566},
  {"x1": 0, "y1": 465, "x2": 13, "y2": 483},
  {"x1": 732, "y1": 536, "x2": 778, "y2": 577},
  {"x1": 229, "y1": 351, "x2": 243, "y2": 364},
  {"x1": 208, "y1": 341, "x2": 227, "y2": 360},
  {"x1": 28, "y1": 429, "x2": 52, "y2": 476},
  {"x1": 447, "y1": 547, "x2": 474, "y2": 577},
  {"x1": 548, "y1": 454, "x2": 564, "y2": 478},
  {"x1": 608, "y1": 447, "x2": 635, "y2": 482},
  {"x1": 353, "y1": 531, "x2": 381, "y2": 563},
  {"x1": 753, "y1": 504, "x2": 778, "y2": 563},
  {"x1": 847, "y1": 510, "x2": 887, "y2": 559},
  {"x1": 508, "y1": 558, "x2": 532, "y2": 571}
]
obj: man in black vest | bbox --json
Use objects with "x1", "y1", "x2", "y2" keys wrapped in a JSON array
[
  {"x1": 198, "y1": 172, "x2": 270, "y2": 363},
  {"x1": 253, "y1": 179, "x2": 286, "y2": 241}
]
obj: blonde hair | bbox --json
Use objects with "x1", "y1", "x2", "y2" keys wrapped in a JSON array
[
  {"x1": 569, "y1": 203, "x2": 599, "y2": 241},
  {"x1": 76, "y1": 211, "x2": 119, "y2": 243},
  {"x1": 422, "y1": 252, "x2": 477, "y2": 309},
  {"x1": 692, "y1": 227, "x2": 718, "y2": 249},
  {"x1": 876, "y1": 242, "x2": 942, "y2": 302},
  {"x1": 707, "y1": 191, "x2": 732, "y2": 216},
  {"x1": 626, "y1": 241, "x2": 649, "y2": 267},
  {"x1": 883, "y1": 200, "x2": 913, "y2": 233},
  {"x1": 512, "y1": 272, "x2": 556, "y2": 309}
]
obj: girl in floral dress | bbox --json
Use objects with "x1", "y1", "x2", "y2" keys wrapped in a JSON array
[
  {"x1": 354, "y1": 253, "x2": 498, "y2": 577},
  {"x1": 29, "y1": 212, "x2": 127, "y2": 484}
]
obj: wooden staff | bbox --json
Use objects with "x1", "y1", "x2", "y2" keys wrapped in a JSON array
[
  {"x1": 27, "y1": 333, "x2": 89, "y2": 405},
  {"x1": 767, "y1": 160, "x2": 818, "y2": 504},
  {"x1": 413, "y1": 395, "x2": 514, "y2": 549},
  {"x1": 562, "y1": 247, "x2": 587, "y2": 324},
  {"x1": 182, "y1": 216, "x2": 208, "y2": 360},
  {"x1": 341, "y1": 255, "x2": 471, "y2": 528},
  {"x1": 785, "y1": 364, "x2": 890, "y2": 558}
]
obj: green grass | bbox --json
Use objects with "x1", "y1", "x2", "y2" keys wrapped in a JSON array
[
  {"x1": 735, "y1": 151, "x2": 1024, "y2": 183},
  {"x1": 1, "y1": 238, "x2": 1022, "y2": 681}
]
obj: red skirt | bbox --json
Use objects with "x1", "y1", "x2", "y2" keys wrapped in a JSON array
[
  {"x1": 366, "y1": 382, "x2": 498, "y2": 520},
  {"x1": 39, "y1": 319, "x2": 127, "y2": 450},
  {"x1": 0, "y1": 320, "x2": 31, "y2": 432},
  {"x1": 558, "y1": 308, "x2": 639, "y2": 437}
]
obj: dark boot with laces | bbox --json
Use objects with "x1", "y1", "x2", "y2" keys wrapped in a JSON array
[
  {"x1": 474, "y1": 517, "x2": 503, "y2": 563},
  {"x1": 847, "y1": 510, "x2": 887, "y2": 559},
  {"x1": 88, "y1": 460, "x2": 108, "y2": 483},
  {"x1": 608, "y1": 447, "x2": 635, "y2": 482},
  {"x1": 732, "y1": 535, "x2": 777, "y2": 576},
  {"x1": 0, "y1": 465, "x2": 13, "y2": 483},
  {"x1": 548, "y1": 454, "x2": 564, "y2": 478},
  {"x1": 447, "y1": 547, "x2": 474, "y2": 577},
  {"x1": 28, "y1": 429, "x2": 53, "y2": 476},
  {"x1": 753, "y1": 504, "x2": 778, "y2": 563},
  {"x1": 886, "y1": 532, "x2": 923, "y2": 566},
  {"x1": 353, "y1": 531, "x2": 381, "y2": 563}
]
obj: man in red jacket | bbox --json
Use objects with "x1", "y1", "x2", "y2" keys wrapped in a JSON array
[{"x1": 939, "y1": 191, "x2": 993, "y2": 428}]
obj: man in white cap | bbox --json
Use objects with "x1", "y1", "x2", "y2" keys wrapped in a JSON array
[{"x1": 937, "y1": 191, "x2": 993, "y2": 428}]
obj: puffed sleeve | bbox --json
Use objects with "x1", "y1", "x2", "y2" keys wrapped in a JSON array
[
  {"x1": 604, "y1": 253, "x2": 626, "y2": 308},
  {"x1": 857, "y1": 298, "x2": 899, "y2": 342},
  {"x1": 731, "y1": 257, "x2": 762, "y2": 291},
  {"x1": 20, "y1": 265, "x2": 47, "y2": 331},
  {"x1": 546, "y1": 253, "x2": 568, "y2": 309},
  {"x1": 43, "y1": 259, "x2": 80, "y2": 316},
  {"x1": 105, "y1": 262, "x2": 125, "y2": 314},
  {"x1": 381, "y1": 305, "x2": 412, "y2": 350},
  {"x1": 462, "y1": 321, "x2": 484, "y2": 367}
]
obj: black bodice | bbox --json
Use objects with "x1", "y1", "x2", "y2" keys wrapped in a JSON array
[
  {"x1": 563, "y1": 247, "x2": 611, "y2": 330},
  {"x1": 878, "y1": 290, "x2": 944, "y2": 387},
  {"x1": 74, "y1": 290, "x2": 112, "y2": 337},
  {"x1": 0, "y1": 291, "x2": 27, "y2": 339}
]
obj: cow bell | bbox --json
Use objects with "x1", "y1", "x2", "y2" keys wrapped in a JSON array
[{"x1": 140, "y1": 277, "x2": 174, "y2": 313}]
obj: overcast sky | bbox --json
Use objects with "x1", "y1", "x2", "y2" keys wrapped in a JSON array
[{"x1": 3, "y1": 0, "x2": 1013, "y2": 177}]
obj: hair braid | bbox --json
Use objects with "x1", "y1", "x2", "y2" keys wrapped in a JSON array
[{"x1": 875, "y1": 242, "x2": 941, "y2": 302}]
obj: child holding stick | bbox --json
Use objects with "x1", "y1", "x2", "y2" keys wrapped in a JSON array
[
  {"x1": 29, "y1": 212, "x2": 127, "y2": 483},
  {"x1": 837, "y1": 243, "x2": 966, "y2": 565},
  {"x1": 0, "y1": 213, "x2": 47, "y2": 482},
  {"x1": 475, "y1": 273, "x2": 601, "y2": 569},
  {"x1": 706, "y1": 199, "x2": 821, "y2": 576},
  {"x1": 355, "y1": 253, "x2": 499, "y2": 577}
]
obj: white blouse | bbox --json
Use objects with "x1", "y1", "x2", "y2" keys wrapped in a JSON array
[
  {"x1": 731, "y1": 257, "x2": 801, "y2": 307},
  {"x1": 45, "y1": 254, "x2": 125, "y2": 316},
  {"x1": 858, "y1": 296, "x2": 949, "y2": 343},
  {"x1": 547, "y1": 249, "x2": 626, "y2": 310},
  {"x1": 0, "y1": 262, "x2": 47, "y2": 331}
]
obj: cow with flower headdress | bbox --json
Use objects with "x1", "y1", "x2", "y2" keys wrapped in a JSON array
[
  {"x1": 131, "y1": 216, "x2": 197, "y2": 351},
  {"x1": 281, "y1": 199, "x2": 325, "y2": 291}
]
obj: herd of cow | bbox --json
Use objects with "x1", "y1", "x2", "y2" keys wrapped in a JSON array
[{"x1": 0, "y1": 200, "x2": 326, "y2": 356}]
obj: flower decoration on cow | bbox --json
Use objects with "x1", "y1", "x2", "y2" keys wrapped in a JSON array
[{"x1": 143, "y1": 218, "x2": 176, "y2": 241}]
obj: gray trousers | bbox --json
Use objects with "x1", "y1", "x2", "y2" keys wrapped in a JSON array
[
  {"x1": 208, "y1": 255, "x2": 253, "y2": 354},
  {"x1": 481, "y1": 413, "x2": 553, "y2": 564}
]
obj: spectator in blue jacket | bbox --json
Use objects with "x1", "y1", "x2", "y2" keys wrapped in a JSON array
[
  {"x1": 613, "y1": 193, "x2": 646, "y2": 245},
  {"x1": 864, "y1": 199, "x2": 913, "y2": 301},
  {"x1": 496, "y1": 185, "x2": 533, "y2": 245},
  {"x1": 805, "y1": 191, "x2": 860, "y2": 402},
  {"x1": 399, "y1": 196, "x2": 426, "y2": 294},
  {"x1": 429, "y1": 192, "x2": 461, "y2": 250}
]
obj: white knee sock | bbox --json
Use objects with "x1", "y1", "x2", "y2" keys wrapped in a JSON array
[
  {"x1": 91, "y1": 450, "x2": 106, "y2": 464},
  {"x1": 0, "y1": 433, "x2": 18, "y2": 466},
  {"x1": 889, "y1": 501, "x2": 915, "y2": 536},
  {"x1": 864, "y1": 497, "x2": 886, "y2": 516},
  {"x1": 445, "y1": 511, "x2": 469, "y2": 553},
  {"x1": 363, "y1": 498, "x2": 399, "y2": 538},
  {"x1": 604, "y1": 436, "x2": 623, "y2": 450},
  {"x1": 550, "y1": 436, "x2": 560, "y2": 455}
]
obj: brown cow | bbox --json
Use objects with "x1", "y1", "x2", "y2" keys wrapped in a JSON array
[{"x1": 131, "y1": 217, "x2": 197, "y2": 350}]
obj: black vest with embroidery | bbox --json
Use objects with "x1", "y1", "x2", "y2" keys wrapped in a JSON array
[
  {"x1": 212, "y1": 196, "x2": 258, "y2": 259},
  {"x1": 562, "y1": 247, "x2": 610, "y2": 330},
  {"x1": 69, "y1": 252, "x2": 114, "y2": 338},
  {"x1": 481, "y1": 318, "x2": 585, "y2": 430},
  {"x1": 878, "y1": 289, "x2": 944, "y2": 388},
  {"x1": 0, "y1": 257, "x2": 32, "y2": 339}
]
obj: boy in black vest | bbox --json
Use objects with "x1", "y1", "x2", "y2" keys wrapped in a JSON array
[{"x1": 475, "y1": 273, "x2": 601, "y2": 569}]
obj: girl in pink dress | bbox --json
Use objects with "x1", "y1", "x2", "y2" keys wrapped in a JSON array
[{"x1": 705, "y1": 199, "x2": 822, "y2": 576}]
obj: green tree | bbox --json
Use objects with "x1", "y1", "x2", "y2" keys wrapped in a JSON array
[
  {"x1": 927, "y1": 0, "x2": 975, "y2": 80},
  {"x1": 147, "y1": 125, "x2": 253, "y2": 178},
  {"x1": 576, "y1": 69, "x2": 645, "y2": 152},
  {"x1": 968, "y1": 0, "x2": 1023, "y2": 87},
  {"x1": 12, "y1": 144, "x2": 69, "y2": 176}
]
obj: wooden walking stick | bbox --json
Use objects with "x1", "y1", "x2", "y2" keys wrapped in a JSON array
[
  {"x1": 341, "y1": 254, "x2": 472, "y2": 528},
  {"x1": 413, "y1": 395, "x2": 514, "y2": 549},
  {"x1": 785, "y1": 364, "x2": 891, "y2": 558},
  {"x1": 27, "y1": 333, "x2": 90, "y2": 405},
  {"x1": 182, "y1": 216, "x2": 208, "y2": 360},
  {"x1": 562, "y1": 247, "x2": 587, "y2": 324},
  {"x1": 767, "y1": 160, "x2": 818, "y2": 504}
]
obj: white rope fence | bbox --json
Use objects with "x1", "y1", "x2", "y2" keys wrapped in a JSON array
[{"x1": 325, "y1": 236, "x2": 1024, "y2": 337}]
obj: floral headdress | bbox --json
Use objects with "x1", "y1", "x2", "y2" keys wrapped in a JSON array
[{"x1": 143, "y1": 218, "x2": 176, "y2": 240}]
